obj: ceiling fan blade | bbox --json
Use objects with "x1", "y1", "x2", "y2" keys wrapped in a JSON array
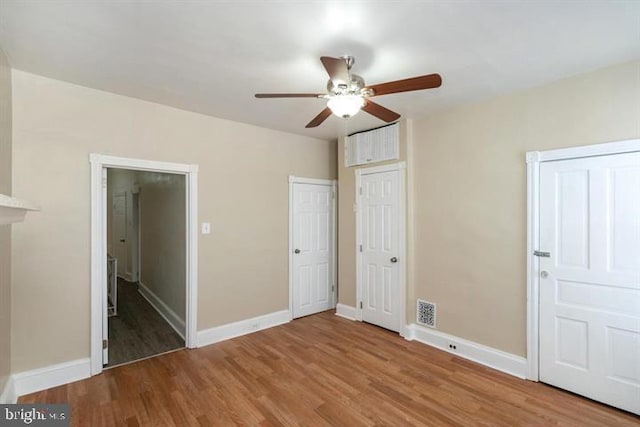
[
  {"x1": 320, "y1": 56, "x2": 350, "y2": 87},
  {"x1": 367, "y1": 73, "x2": 442, "y2": 97},
  {"x1": 255, "y1": 93, "x2": 323, "y2": 98},
  {"x1": 362, "y1": 100, "x2": 401, "y2": 122},
  {"x1": 305, "y1": 108, "x2": 332, "y2": 128}
]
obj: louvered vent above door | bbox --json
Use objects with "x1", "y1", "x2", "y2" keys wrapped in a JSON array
[{"x1": 345, "y1": 123, "x2": 399, "y2": 167}]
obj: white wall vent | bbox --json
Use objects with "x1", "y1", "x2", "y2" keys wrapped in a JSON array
[
  {"x1": 417, "y1": 299, "x2": 436, "y2": 328},
  {"x1": 345, "y1": 122, "x2": 399, "y2": 167}
]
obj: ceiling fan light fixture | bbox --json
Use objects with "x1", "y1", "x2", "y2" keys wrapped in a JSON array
[{"x1": 327, "y1": 95, "x2": 365, "y2": 118}]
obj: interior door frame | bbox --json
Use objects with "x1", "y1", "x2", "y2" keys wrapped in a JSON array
[
  {"x1": 525, "y1": 138, "x2": 640, "y2": 381},
  {"x1": 355, "y1": 162, "x2": 407, "y2": 337},
  {"x1": 90, "y1": 154, "x2": 199, "y2": 376},
  {"x1": 288, "y1": 176, "x2": 337, "y2": 320}
]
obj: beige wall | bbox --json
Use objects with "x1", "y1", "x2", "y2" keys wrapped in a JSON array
[
  {"x1": 411, "y1": 61, "x2": 640, "y2": 356},
  {"x1": 138, "y1": 172, "x2": 186, "y2": 320},
  {"x1": 337, "y1": 122, "x2": 408, "y2": 307},
  {"x1": 10, "y1": 70, "x2": 336, "y2": 372},
  {"x1": 0, "y1": 47, "x2": 12, "y2": 395}
]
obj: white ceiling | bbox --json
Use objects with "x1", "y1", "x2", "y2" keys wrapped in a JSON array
[{"x1": 1, "y1": 1, "x2": 639, "y2": 140}]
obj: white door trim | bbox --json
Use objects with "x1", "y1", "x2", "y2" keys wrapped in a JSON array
[
  {"x1": 288, "y1": 176, "x2": 337, "y2": 320},
  {"x1": 355, "y1": 162, "x2": 407, "y2": 337},
  {"x1": 525, "y1": 138, "x2": 640, "y2": 381},
  {"x1": 90, "y1": 154, "x2": 199, "y2": 376}
]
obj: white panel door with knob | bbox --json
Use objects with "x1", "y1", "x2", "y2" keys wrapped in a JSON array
[
  {"x1": 539, "y1": 151, "x2": 640, "y2": 414},
  {"x1": 113, "y1": 192, "x2": 128, "y2": 278},
  {"x1": 291, "y1": 180, "x2": 336, "y2": 319},
  {"x1": 358, "y1": 168, "x2": 402, "y2": 332}
]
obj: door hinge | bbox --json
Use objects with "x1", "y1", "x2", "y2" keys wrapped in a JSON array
[
  {"x1": 359, "y1": 244, "x2": 363, "y2": 252},
  {"x1": 332, "y1": 191, "x2": 335, "y2": 199},
  {"x1": 102, "y1": 177, "x2": 108, "y2": 189},
  {"x1": 102, "y1": 339, "x2": 108, "y2": 349},
  {"x1": 360, "y1": 301, "x2": 363, "y2": 309},
  {"x1": 533, "y1": 250, "x2": 551, "y2": 258},
  {"x1": 331, "y1": 285, "x2": 335, "y2": 292},
  {"x1": 359, "y1": 186, "x2": 363, "y2": 196}
]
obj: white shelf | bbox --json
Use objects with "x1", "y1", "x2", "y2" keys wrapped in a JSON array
[{"x1": 0, "y1": 193, "x2": 40, "y2": 225}]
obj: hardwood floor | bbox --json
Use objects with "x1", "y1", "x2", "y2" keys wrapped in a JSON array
[
  {"x1": 106, "y1": 279, "x2": 184, "y2": 368},
  {"x1": 21, "y1": 311, "x2": 639, "y2": 426}
]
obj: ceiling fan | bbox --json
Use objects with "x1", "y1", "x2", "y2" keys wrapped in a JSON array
[{"x1": 255, "y1": 56, "x2": 442, "y2": 128}]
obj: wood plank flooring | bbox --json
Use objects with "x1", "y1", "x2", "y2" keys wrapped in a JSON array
[
  {"x1": 106, "y1": 279, "x2": 184, "y2": 368},
  {"x1": 21, "y1": 311, "x2": 639, "y2": 426}
]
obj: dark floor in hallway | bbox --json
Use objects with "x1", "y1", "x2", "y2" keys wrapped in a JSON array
[{"x1": 106, "y1": 278, "x2": 184, "y2": 368}]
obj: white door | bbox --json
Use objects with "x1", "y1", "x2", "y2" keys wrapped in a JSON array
[
  {"x1": 539, "y1": 152, "x2": 640, "y2": 414},
  {"x1": 113, "y1": 192, "x2": 127, "y2": 278},
  {"x1": 291, "y1": 183, "x2": 335, "y2": 318},
  {"x1": 360, "y1": 170, "x2": 401, "y2": 332}
]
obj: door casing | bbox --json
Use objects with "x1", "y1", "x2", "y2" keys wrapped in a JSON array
[
  {"x1": 525, "y1": 138, "x2": 640, "y2": 381},
  {"x1": 355, "y1": 162, "x2": 407, "y2": 337},
  {"x1": 288, "y1": 176, "x2": 337, "y2": 319},
  {"x1": 90, "y1": 154, "x2": 199, "y2": 376}
]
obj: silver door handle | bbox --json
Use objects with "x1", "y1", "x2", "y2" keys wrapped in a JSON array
[
  {"x1": 390, "y1": 257, "x2": 398, "y2": 263},
  {"x1": 541, "y1": 271, "x2": 549, "y2": 278},
  {"x1": 294, "y1": 249, "x2": 300, "y2": 254}
]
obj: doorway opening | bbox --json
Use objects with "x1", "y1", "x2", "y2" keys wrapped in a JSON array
[
  {"x1": 105, "y1": 168, "x2": 185, "y2": 368},
  {"x1": 90, "y1": 154, "x2": 199, "y2": 376}
]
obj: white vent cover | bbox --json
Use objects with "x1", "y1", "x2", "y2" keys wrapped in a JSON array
[
  {"x1": 417, "y1": 299, "x2": 436, "y2": 328},
  {"x1": 345, "y1": 123, "x2": 399, "y2": 167}
]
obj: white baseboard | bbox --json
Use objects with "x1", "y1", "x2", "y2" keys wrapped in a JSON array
[
  {"x1": 197, "y1": 310, "x2": 290, "y2": 348},
  {"x1": 406, "y1": 323, "x2": 527, "y2": 379},
  {"x1": 0, "y1": 376, "x2": 16, "y2": 404},
  {"x1": 138, "y1": 281, "x2": 186, "y2": 339},
  {"x1": 11, "y1": 358, "x2": 91, "y2": 399},
  {"x1": 335, "y1": 303, "x2": 357, "y2": 321}
]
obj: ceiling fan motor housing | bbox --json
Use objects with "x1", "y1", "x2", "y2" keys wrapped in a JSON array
[{"x1": 327, "y1": 74, "x2": 366, "y2": 96}]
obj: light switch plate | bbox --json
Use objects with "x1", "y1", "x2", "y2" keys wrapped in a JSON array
[{"x1": 201, "y1": 222, "x2": 211, "y2": 234}]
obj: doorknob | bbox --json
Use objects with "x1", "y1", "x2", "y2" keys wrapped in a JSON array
[
  {"x1": 541, "y1": 271, "x2": 549, "y2": 279},
  {"x1": 390, "y1": 257, "x2": 398, "y2": 263},
  {"x1": 294, "y1": 249, "x2": 301, "y2": 254}
]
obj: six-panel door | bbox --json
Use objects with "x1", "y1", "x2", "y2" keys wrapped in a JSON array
[
  {"x1": 360, "y1": 170, "x2": 401, "y2": 332},
  {"x1": 292, "y1": 183, "x2": 335, "y2": 318}
]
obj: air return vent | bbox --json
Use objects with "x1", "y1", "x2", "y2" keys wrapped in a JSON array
[{"x1": 417, "y1": 299, "x2": 436, "y2": 328}]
